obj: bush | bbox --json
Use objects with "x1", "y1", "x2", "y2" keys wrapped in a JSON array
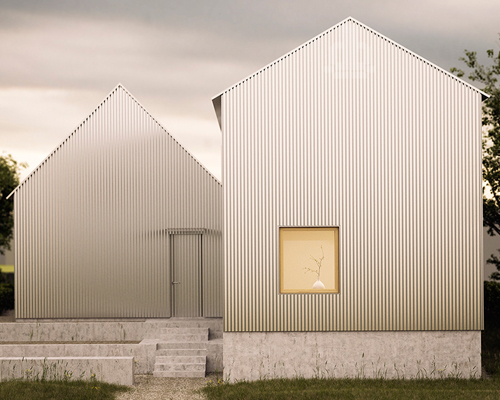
[
  {"x1": 483, "y1": 281, "x2": 500, "y2": 377},
  {"x1": 485, "y1": 281, "x2": 500, "y2": 329},
  {"x1": 0, "y1": 282, "x2": 14, "y2": 313}
]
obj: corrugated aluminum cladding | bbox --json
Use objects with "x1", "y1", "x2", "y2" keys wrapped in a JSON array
[
  {"x1": 215, "y1": 17, "x2": 484, "y2": 332},
  {"x1": 12, "y1": 85, "x2": 222, "y2": 319}
]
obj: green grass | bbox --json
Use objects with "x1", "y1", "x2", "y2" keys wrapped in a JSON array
[
  {"x1": 202, "y1": 377, "x2": 500, "y2": 400},
  {"x1": 0, "y1": 379, "x2": 129, "y2": 400}
]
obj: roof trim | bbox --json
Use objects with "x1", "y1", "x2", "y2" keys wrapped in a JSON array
[
  {"x1": 7, "y1": 84, "x2": 221, "y2": 199},
  {"x1": 212, "y1": 16, "x2": 489, "y2": 128}
]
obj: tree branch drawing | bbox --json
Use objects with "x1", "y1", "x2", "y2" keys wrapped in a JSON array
[{"x1": 303, "y1": 245, "x2": 325, "y2": 279}]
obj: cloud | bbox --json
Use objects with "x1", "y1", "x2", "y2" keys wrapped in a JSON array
[{"x1": 0, "y1": 87, "x2": 103, "y2": 179}]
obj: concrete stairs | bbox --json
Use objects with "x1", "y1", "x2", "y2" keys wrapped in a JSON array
[{"x1": 153, "y1": 327, "x2": 208, "y2": 378}]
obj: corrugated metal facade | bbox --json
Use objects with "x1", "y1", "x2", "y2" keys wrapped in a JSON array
[
  {"x1": 216, "y1": 18, "x2": 484, "y2": 332},
  {"x1": 13, "y1": 85, "x2": 223, "y2": 319}
]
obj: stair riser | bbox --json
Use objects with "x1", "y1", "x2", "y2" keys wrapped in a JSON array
[
  {"x1": 156, "y1": 349, "x2": 206, "y2": 357},
  {"x1": 153, "y1": 371, "x2": 205, "y2": 378},
  {"x1": 162, "y1": 321, "x2": 215, "y2": 327},
  {"x1": 155, "y1": 363, "x2": 205, "y2": 372},
  {"x1": 155, "y1": 356, "x2": 205, "y2": 364},
  {"x1": 160, "y1": 334, "x2": 208, "y2": 342},
  {"x1": 158, "y1": 342, "x2": 206, "y2": 350},
  {"x1": 160, "y1": 328, "x2": 209, "y2": 335}
]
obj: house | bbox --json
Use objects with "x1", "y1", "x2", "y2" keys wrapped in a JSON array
[
  {"x1": 213, "y1": 17, "x2": 486, "y2": 380},
  {"x1": 8, "y1": 84, "x2": 223, "y2": 320}
]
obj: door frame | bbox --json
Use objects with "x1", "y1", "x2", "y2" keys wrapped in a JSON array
[{"x1": 167, "y1": 228, "x2": 205, "y2": 317}]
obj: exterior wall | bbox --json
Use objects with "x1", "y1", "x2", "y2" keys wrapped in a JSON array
[
  {"x1": 13, "y1": 85, "x2": 223, "y2": 318},
  {"x1": 219, "y1": 17, "x2": 483, "y2": 332},
  {"x1": 223, "y1": 331, "x2": 481, "y2": 381}
]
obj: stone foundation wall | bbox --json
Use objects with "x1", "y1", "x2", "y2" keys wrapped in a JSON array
[{"x1": 223, "y1": 331, "x2": 481, "y2": 382}]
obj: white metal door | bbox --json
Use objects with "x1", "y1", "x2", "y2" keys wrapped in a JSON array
[{"x1": 171, "y1": 234, "x2": 202, "y2": 317}]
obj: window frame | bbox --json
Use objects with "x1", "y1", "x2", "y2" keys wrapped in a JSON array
[{"x1": 279, "y1": 226, "x2": 340, "y2": 294}]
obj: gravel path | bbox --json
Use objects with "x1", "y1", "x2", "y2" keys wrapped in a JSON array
[{"x1": 115, "y1": 375, "x2": 214, "y2": 400}]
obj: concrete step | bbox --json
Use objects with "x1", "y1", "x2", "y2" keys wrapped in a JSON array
[
  {"x1": 155, "y1": 355, "x2": 205, "y2": 364},
  {"x1": 162, "y1": 320, "x2": 214, "y2": 328},
  {"x1": 157, "y1": 342, "x2": 206, "y2": 350},
  {"x1": 159, "y1": 333, "x2": 208, "y2": 343},
  {"x1": 156, "y1": 348, "x2": 206, "y2": 357},
  {"x1": 154, "y1": 362, "x2": 205, "y2": 372},
  {"x1": 160, "y1": 328, "x2": 209, "y2": 335},
  {"x1": 153, "y1": 370, "x2": 205, "y2": 378}
]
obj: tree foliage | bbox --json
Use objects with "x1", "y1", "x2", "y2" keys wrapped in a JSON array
[
  {"x1": 451, "y1": 36, "x2": 500, "y2": 279},
  {"x1": 0, "y1": 154, "x2": 25, "y2": 255}
]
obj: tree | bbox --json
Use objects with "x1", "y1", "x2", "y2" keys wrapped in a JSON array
[
  {"x1": 451, "y1": 36, "x2": 500, "y2": 279},
  {"x1": 0, "y1": 154, "x2": 26, "y2": 255}
]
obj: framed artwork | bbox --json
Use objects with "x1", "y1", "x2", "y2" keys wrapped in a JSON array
[{"x1": 279, "y1": 227, "x2": 339, "y2": 294}]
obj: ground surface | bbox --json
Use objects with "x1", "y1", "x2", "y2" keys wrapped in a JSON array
[
  {"x1": 0, "y1": 309, "x2": 15, "y2": 322},
  {"x1": 115, "y1": 375, "x2": 212, "y2": 400}
]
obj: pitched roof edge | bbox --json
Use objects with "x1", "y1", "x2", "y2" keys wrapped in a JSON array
[
  {"x1": 7, "y1": 84, "x2": 124, "y2": 199},
  {"x1": 117, "y1": 85, "x2": 222, "y2": 187},
  {"x1": 7, "y1": 84, "x2": 221, "y2": 199},
  {"x1": 211, "y1": 16, "x2": 489, "y2": 113}
]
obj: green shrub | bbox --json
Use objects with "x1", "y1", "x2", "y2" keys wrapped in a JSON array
[
  {"x1": 483, "y1": 281, "x2": 500, "y2": 377},
  {"x1": 484, "y1": 281, "x2": 500, "y2": 329},
  {"x1": 0, "y1": 282, "x2": 14, "y2": 313}
]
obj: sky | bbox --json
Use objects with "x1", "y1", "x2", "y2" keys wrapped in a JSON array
[{"x1": 1, "y1": 0, "x2": 500, "y2": 182}]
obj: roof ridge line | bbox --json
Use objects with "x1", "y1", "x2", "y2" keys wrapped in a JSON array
[
  {"x1": 116, "y1": 85, "x2": 222, "y2": 186},
  {"x1": 212, "y1": 16, "x2": 488, "y2": 102},
  {"x1": 7, "y1": 84, "x2": 123, "y2": 199},
  {"x1": 8, "y1": 84, "x2": 220, "y2": 199}
]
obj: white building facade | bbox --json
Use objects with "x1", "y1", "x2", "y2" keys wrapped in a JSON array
[
  {"x1": 214, "y1": 17, "x2": 485, "y2": 380},
  {"x1": 10, "y1": 85, "x2": 223, "y2": 319}
]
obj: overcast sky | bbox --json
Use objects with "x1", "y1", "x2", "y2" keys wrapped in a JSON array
[{"x1": 1, "y1": 0, "x2": 499, "y2": 181}]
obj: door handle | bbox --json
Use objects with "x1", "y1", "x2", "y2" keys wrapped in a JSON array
[{"x1": 172, "y1": 281, "x2": 181, "y2": 284}]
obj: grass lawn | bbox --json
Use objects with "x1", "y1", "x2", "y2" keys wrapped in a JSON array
[
  {"x1": 202, "y1": 377, "x2": 500, "y2": 400},
  {"x1": 0, "y1": 379, "x2": 129, "y2": 400}
]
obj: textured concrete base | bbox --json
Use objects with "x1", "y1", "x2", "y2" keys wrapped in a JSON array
[
  {"x1": 0, "y1": 318, "x2": 223, "y2": 374},
  {"x1": 207, "y1": 339, "x2": 223, "y2": 373},
  {"x1": 0, "y1": 357, "x2": 134, "y2": 385},
  {"x1": 0, "y1": 341, "x2": 156, "y2": 374},
  {"x1": 223, "y1": 331, "x2": 481, "y2": 382},
  {"x1": 0, "y1": 318, "x2": 223, "y2": 341}
]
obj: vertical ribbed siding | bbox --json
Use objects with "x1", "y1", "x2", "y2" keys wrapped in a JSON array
[
  {"x1": 221, "y1": 19, "x2": 483, "y2": 332},
  {"x1": 13, "y1": 85, "x2": 223, "y2": 319}
]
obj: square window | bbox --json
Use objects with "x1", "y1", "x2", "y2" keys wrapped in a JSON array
[{"x1": 279, "y1": 227, "x2": 339, "y2": 294}]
